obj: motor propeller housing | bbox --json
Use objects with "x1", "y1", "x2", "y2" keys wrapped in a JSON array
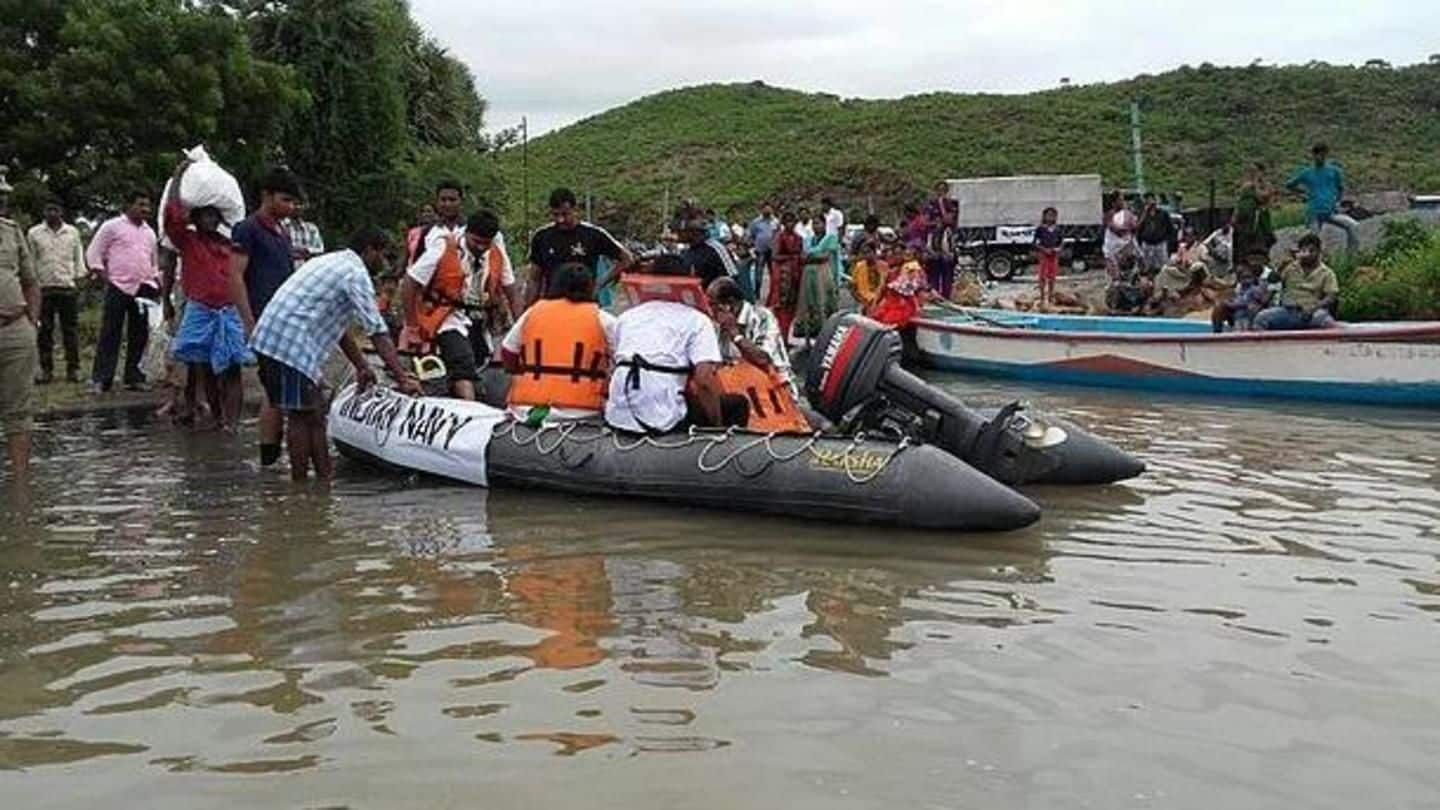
[{"x1": 805, "y1": 313, "x2": 1142, "y2": 486}]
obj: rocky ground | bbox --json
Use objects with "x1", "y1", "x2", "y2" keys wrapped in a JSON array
[
  {"x1": 970, "y1": 268, "x2": 1117, "y2": 315},
  {"x1": 1270, "y1": 209, "x2": 1440, "y2": 259}
]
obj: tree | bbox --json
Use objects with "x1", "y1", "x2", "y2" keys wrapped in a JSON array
[
  {"x1": 249, "y1": 0, "x2": 498, "y2": 236},
  {"x1": 0, "y1": 0, "x2": 305, "y2": 217},
  {"x1": 404, "y1": 34, "x2": 487, "y2": 151},
  {"x1": 250, "y1": 0, "x2": 412, "y2": 236}
]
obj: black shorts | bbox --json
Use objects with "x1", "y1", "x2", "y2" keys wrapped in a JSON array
[
  {"x1": 257, "y1": 354, "x2": 327, "y2": 413},
  {"x1": 435, "y1": 330, "x2": 479, "y2": 383}
]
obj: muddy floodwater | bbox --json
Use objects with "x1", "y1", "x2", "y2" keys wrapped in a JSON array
[{"x1": 2, "y1": 376, "x2": 1438, "y2": 809}]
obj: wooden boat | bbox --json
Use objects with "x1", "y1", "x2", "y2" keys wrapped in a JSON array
[{"x1": 913, "y1": 307, "x2": 1440, "y2": 407}]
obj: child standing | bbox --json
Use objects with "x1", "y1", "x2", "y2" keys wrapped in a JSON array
[{"x1": 1034, "y1": 206, "x2": 1062, "y2": 308}]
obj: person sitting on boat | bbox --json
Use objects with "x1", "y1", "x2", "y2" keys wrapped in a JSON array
[
  {"x1": 1106, "y1": 252, "x2": 1151, "y2": 315},
  {"x1": 869, "y1": 245, "x2": 931, "y2": 328},
  {"x1": 1254, "y1": 234, "x2": 1339, "y2": 331},
  {"x1": 500, "y1": 263, "x2": 617, "y2": 424},
  {"x1": 1197, "y1": 220, "x2": 1235, "y2": 281},
  {"x1": 1211, "y1": 251, "x2": 1274, "y2": 332},
  {"x1": 605, "y1": 255, "x2": 749, "y2": 433},
  {"x1": 848, "y1": 243, "x2": 888, "y2": 312},
  {"x1": 1150, "y1": 229, "x2": 1219, "y2": 315},
  {"x1": 706, "y1": 277, "x2": 811, "y2": 433}
]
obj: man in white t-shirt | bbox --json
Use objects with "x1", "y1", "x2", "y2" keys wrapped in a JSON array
[
  {"x1": 822, "y1": 196, "x2": 845, "y2": 239},
  {"x1": 794, "y1": 206, "x2": 815, "y2": 243},
  {"x1": 604, "y1": 256, "x2": 749, "y2": 433}
]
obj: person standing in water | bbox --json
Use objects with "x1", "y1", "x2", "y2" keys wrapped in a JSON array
[
  {"x1": 0, "y1": 177, "x2": 39, "y2": 479},
  {"x1": 230, "y1": 167, "x2": 303, "y2": 466},
  {"x1": 249, "y1": 227, "x2": 421, "y2": 481},
  {"x1": 163, "y1": 159, "x2": 252, "y2": 431}
]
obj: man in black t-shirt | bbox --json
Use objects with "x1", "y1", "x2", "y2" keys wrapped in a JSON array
[
  {"x1": 525, "y1": 187, "x2": 633, "y2": 306},
  {"x1": 678, "y1": 217, "x2": 736, "y2": 288}
]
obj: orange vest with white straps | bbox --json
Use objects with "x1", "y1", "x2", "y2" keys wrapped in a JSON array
[
  {"x1": 716, "y1": 361, "x2": 810, "y2": 433},
  {"x1": 405, "y1": 233, "x2": 466, "y2": 343},
  {"x1": 473, "y1": 241, "x2": 508, "y2": 306},
  {"x1": 508, "y1": 299, "x2": 611, "y2": 411}
]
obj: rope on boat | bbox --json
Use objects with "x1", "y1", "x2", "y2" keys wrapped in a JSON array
[{"x1": 491, "y1": 420, "x2": 907, "y2": 484}]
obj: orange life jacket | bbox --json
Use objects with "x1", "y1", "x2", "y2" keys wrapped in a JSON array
[
  {"x1": 508, "y1": 299, "x2": 611, "y2": 411},
  {"x1": 477, "y1": 241, "x2": 507, "y2": 304},
  {"x1": 405, "y1": 233, "x2": 466, "y2": 343},
  {"x1": 620, "y1": 272, "x2": 712, "y2": 314},
  {"x1": 716, "y1": 361, "x2": 811, "y2": 433}
]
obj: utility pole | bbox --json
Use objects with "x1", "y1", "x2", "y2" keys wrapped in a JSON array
[
  {"x1": 1130, "y1": 100, "x2": 1145, "y2": 195},
  {"x1": 520, "y1": 116, "x2": 529, "y2": 259}
]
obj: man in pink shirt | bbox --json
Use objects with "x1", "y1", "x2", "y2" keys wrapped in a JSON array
[{"x1": 86, "y1": 190, "x2": 159, "y2": 392}]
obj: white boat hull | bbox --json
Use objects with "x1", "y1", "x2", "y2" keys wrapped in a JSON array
[{"x1": 913, "y1": 316, "x2": 1440, "y2": 407}]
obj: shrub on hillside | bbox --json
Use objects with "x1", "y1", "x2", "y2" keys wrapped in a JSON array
[{"x1": 1337, "y1": 219, "x2": 1440, "y2": 320}]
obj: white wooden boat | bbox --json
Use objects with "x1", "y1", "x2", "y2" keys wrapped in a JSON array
[{"x1": 913, "y1": 308, "x2": 1440, "y2": 407}]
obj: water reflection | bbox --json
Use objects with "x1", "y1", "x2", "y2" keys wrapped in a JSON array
[{"x1": 2, "y1": 388, "x2": 1439, "y2": 807}]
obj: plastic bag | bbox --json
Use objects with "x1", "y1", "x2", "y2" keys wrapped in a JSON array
[
  {"x1": 137, "y1": 298, "x2": 171, "y2": 384},
  {"x1": 158, "y1": 145, "x2": 246, "y2": 247}
]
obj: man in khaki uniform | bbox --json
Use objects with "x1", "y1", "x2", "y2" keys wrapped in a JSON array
[{"x1": 0, "y1": 176, "x2": 41, "y2": 478}]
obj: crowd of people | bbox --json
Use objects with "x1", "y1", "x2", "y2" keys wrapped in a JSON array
[
  {"x1": 0, "y1": 140, "x2": 1366, "y2": 480},
  {"x1": 1096, "y1": 142, "x2": 1351, "y2": 331}
]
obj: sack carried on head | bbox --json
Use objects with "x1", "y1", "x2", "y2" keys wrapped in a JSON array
[{"x1": 160, "y1": 145, "x2": 247, "y2": 236}]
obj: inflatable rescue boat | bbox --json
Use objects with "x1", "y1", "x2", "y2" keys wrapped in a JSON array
[
  {"x1": 331, "y1": 279, "x2": 1141, "y2": 533},
  {"x1": 330, "y1": 385, "x2": 1042, "y2": 532}
]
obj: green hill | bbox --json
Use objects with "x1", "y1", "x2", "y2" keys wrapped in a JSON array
[{"x1": 498, "y1": 60, "x2": 1440, "y2": 236}]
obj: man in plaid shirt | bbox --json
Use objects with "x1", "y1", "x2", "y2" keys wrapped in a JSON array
[
  {"x1": 284, "y1": 205, "x2": 325, "y2": 266},
  {"x1": 251, "y1": 226, "x2": 420, "y2": 480}
]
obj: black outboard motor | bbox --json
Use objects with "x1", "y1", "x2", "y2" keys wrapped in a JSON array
[{"x1": 805, "y1": 313, "x2": 1144, "y2": 486}]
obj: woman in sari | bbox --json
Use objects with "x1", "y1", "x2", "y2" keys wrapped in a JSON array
[
  {"x1": 1232, "y1": 162, "x2": 1275, "y2": 264},
  {"x1": 795, "y1": 213, "x2": 841, "y2": 339},
  {"x1": 767, "y1": 210, "x2": 805, "y2": 342}
]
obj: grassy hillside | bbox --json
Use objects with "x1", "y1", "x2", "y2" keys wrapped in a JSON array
[{"x1": 498, "y1": 60, "x2": 1440, "y2": 237}]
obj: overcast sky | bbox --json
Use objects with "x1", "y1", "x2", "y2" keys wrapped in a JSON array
[{"x1": 412, "y1": 0, "x2": 1437, "y2": 136}]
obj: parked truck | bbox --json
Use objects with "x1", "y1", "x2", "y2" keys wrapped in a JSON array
[{"x1": 947, "y1": 175, "x2": 1105, "y2": 281}]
